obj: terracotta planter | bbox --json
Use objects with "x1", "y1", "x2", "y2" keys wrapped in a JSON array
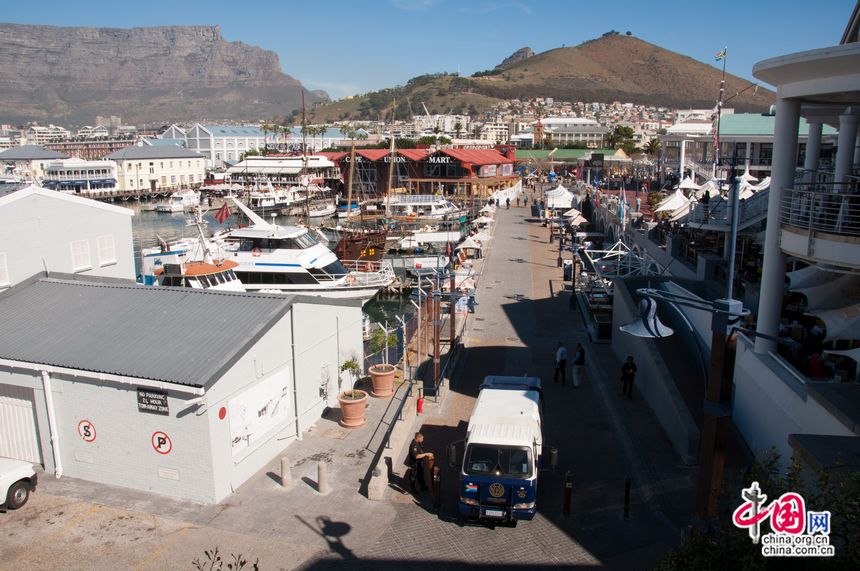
[
  {"x1": 338, "y1": 390, "x2": 368, "y2": 428},
  {"x1": 369, "y1": 363, "x2": 397, "y2": 398}
]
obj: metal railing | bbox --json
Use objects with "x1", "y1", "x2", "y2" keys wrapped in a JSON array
[
  {"x1": 780, "y1": 184, "x2": 860, "y2": 238},
  {"x1": 341, "y1": 259, "x2": 396, "y2": 287},
  {"x1": 687, "y1": 187, "x2": 769, "y2": 227}
]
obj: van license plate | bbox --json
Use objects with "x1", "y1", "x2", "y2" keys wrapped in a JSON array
[{"x1": 484, "y1": 509, "x2": 504, "y2": 518}]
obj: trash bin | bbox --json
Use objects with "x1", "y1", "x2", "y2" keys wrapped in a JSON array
[
  {"x1": 563, "y1": 260, "x2": 573, "y2": 281},
  {"x1": 531, "y1": 204, "x2": 540, "y2": 217}
]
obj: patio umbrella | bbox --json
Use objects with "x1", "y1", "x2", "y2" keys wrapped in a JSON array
[
  {"x1": 678, "y1": 177, "x2": 699, "y2": 190},
  {"x1": 562, "y1": 208, "x2": 582, "y2": 218},
  {"x1": 456, "y1": 236, "x2": 483, "y2": 250},
  {"x1": 472, "y1": 216, "x2": 494, "y2": 225},
  {"x1": 568, "y1": 214, "x2": 589, "y2": 226}
]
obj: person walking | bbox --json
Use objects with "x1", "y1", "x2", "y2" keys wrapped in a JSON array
[
  {"x1": 524, "y1": 195, "x2": 529, "y2": 208},
  {"x1": 573, "y1": 343, "x2": 585, "y2": 388},
  {"x1": 407, "y1": 432, "x2": 433, "y2": 493},
  {"x1": 506, "y1": 197, "x2": 511, "y2": 210},
  {"x1": 621, "y1": 356, "x2": 637, "y2": 399},
  {"x1": 554, "y1": 341, "x2": 568, "y2": 385},
  {"x1": 516, "y1": 196, "x2": 521, "y2": 207}
]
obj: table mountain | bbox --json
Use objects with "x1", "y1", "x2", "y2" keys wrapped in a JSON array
[
  {"x1": 0, "y1": 23, "x2": 327, "y2": 126},
  {"x1": 497, "y1": 47, "x2": 534, "y2": 69}
]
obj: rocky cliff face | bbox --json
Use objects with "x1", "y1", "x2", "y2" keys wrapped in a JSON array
[
  {"x1": 496, "y1": 47, "x2": 534, "y2": 69},
  {"x1": 0, "y1": 24, "x2": 326, "y2": 126}
]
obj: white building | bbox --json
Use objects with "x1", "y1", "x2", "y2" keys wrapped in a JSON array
[
  {"x1": 106, "y1": 144, "x2": 206, "y2": 193},
  {"x1": 42, "y1": 158, "x2": 119, "y2": 195},
  {"x1": 0, "y1": 184, "x2": 135, "y2": 289},
  {"x1": 538, "y1": 117, "x2": 609, "y2": 147},
  {"x1": 171, "y1": 124, "x2": 266, "y2": 168},
  {"x1": 0, "y1": 145, "x2": 69, "y2": 181},
  {"x1": 478, "y1": 121, "x2": 510, "y2": 143},
  {"x1": 25, "y1": 125, "x2": 71, "y2": 145},
  {"x1": 76, "y1": 126, "x2": 110, "y2": 138},
  {"x1": 0, "y1": 276, "x2": 364, "y2": 503}
]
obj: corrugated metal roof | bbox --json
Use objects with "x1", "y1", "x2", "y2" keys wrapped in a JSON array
[
  {"x1": 0, "y1": 277, "x2": 295, "y2": 387},
  {"x1": 718, "y1": 113, "x2": 838, "y2": 137},
  {"x1": 106, "y1": 146, "x2": 205, "y2": 160},
  {"x1": 203, "y1": 125, "x2": 264, "y2": 137},
  {"x1": 0, "y1": 145, "x2": 68, "y2": 160},
  {"x1": 438, "y1": 149, "x2": 513, "y2": 166}
]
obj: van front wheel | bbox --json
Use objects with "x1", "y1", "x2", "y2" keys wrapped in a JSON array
[{"x1": 6, "y1": 481, "x2": 29, "y2": 509}]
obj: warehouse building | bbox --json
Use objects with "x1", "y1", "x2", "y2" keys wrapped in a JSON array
[{"x1": 0, "y1": 275, "x2": 364, "y2": 503}]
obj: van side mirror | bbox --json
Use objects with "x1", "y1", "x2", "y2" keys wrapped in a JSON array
[
  {"x1": 542, "y1": 445, "x2": 558, "y2": 471},
  {"x1": 447, "y1": 440, "x2": 463, "y2": 468}
]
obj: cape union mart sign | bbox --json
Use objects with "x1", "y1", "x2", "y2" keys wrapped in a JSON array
[{"x1": 137, "y1": 388, "x2": 169, "y2": 416}]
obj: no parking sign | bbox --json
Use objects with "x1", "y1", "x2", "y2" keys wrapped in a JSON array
[{"x1": 151, "y1": 431, "x2": 172, "y2": 455}]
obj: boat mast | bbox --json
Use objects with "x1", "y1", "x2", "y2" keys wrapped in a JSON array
[
  {"x1": 301, "y1": 91, "x2": 310, "y2": 226},
  {"x1": 385, "y1": 99, "x2": 396, "y2": 220},
  {"x1": 343, "y1": 134, "x2": 357, "y2": 259}
]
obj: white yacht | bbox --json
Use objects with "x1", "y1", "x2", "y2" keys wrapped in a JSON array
[
  {"x1": 384, "y1": 194, "x2": 467, "y2": 220},
  {"x1": 211, "y1": 198, "x2": 395, "y2": 303},
  {"x1": 139, "y1": 220, "x2": 245, "y2": 292},
  {"x1": 156, "y1": 188, "x2": 200, "y2": 213}
]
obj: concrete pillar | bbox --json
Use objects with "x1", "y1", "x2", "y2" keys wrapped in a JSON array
[
  {"x1": 804, "y1": 121, "x2": 823, "y2": 173},
  {"x1": 745, "y1": 142, "x2": 752, "y2": 172},
  {"x1": 679, "y1": 140, "x2": 687, "y2": 179},
  {"x1": 755, "y1": 97, "x2": 800, "y2": 354},
  {"x1": 835, "y1": 108, "x2": 859, "y2": 183},
  {"x1": 854, "y1": 132, "x2": 860, "y2": 169}
]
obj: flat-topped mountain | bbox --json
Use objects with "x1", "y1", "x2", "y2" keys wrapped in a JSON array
[{"x1": 0, "y1": 23, "x2": 327, "y2": 126}]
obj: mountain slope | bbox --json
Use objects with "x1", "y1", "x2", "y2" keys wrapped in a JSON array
[
  {"x1": 308, "y1": 34, "x2": 773, "y2": 122},
  {"x1": 0, "y1": 23, "x2": 327, "y2": 126}
]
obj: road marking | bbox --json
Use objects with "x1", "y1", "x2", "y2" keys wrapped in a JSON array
[
  {"x1": 132, "y1": 525, "x2": 192, "y2": 571},
  {"x1": 3, "y1": 503, "x2": 101, "y2": 569}
]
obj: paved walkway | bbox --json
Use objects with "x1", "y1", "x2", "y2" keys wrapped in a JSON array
[{"x1": 0, "y1": 203, "x2": 695, "y2": 571}]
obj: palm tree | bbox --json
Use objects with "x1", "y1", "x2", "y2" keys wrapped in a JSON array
[
  {"x1": 454, "y1": 121, "x2": 463, "y2": 139},
  {"x1": 260, "y1": 123, "x2": 269, "y2": 154},
  {"x1": 644, "y1": 137, "x2": 661, "y2": 157}
]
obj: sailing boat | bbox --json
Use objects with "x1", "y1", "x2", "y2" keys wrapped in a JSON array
[{"x1": 333, "y1": 130, "x2": 389, "y2": 262}]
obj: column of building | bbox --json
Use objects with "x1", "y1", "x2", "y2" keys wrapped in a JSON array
[
  {"x1": 803, "y1": 120, "x2": 823, "y2": 179},
  {"x1": 754, "y1": 98, "x2": 801, "y2": 354},
  {"x1": 834, "y1": 108, "x2": 858, "y2": 183}
]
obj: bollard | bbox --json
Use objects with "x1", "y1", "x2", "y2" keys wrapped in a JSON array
[
  {"x1": 563, "y1": 470, "x2": 573, "y2": 515},
  {"x1": 623, "y1": 476, "x2": 631, "y2": 521},
  {"x1": 318, "y1": 461, "x2": 331, "y2": 495},
  {"x1": 280, "y1": 456, "x2": 292, "y2": 489},
  {"x1": 431, "y1": 465, "x2": 442, "y2": 512}
]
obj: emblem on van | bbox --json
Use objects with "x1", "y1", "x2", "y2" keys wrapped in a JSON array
[
  {"x1": 489, "y1": 483, "x2": 505, "y2": 498},
  {"x1": 517, "y1": 489, "x2": 527, "y2": 499}
]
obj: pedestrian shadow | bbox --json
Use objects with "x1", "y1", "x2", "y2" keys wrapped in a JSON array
[{"x1": 296, "y1": 515, "x2": 356, "y2": 561}]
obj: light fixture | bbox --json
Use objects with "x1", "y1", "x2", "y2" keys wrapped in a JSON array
[{"x1": 619, "y1": 296, "x2": 674, "y2": 338}]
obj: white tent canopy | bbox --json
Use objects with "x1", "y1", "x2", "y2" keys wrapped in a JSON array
[
  {"x1": 694, "y1": 179, "x2": 722, "y2": 199},
  {"x1": 545, "y1": 184, "x2": 575, "y2": 209},
  {"x1": 472, "y1": 216, "x2": 494, "y2": 225},
  {"x1": 562, "y1": 208, "x2": 582, "y2": 218},
  {"x1": 479, "y1": 205, "x2": 496, "y2": 214},
  {"x1": 568, "y1": 214, "x2": 588, "y2": 226},
  {"x1": 792, "y1": 274, "x2": 860, "y2": 311},
  {"x1": 473, "y1": 231, "x2": 493, "y2": 242},
  {"x1": 740, "y1": 171, "x2": 759, "y2": 183},
  {"x1": 807, "y1": 302, "x2": 860, "y2": 341},
  {"x1": 787, "y1": 264, "x2": 842, "y2": 290},
  {"x1": 656, "y1": 189, "x2": 690, "y2": 212},
  {"x1": 456, "y1": 236, "x2": 483, "y2": 250},
  {"x1": 678, "y1": 177, "x2": 699, "y2": 190}
]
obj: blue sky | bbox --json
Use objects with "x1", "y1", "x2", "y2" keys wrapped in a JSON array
[{"x1": 2, "y1": 0, "x2": 854, "y2": 99}]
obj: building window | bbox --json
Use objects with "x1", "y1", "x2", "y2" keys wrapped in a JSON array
[
  {"x1": 70, "y1": 239, "x2": 92, "y2": 272},
  {"x1": 0, "y1": 252, "x2": 10, "y2": 287},
  {"x1": 97, "y1": 235, "x2": 117, "y2": 267},
  {"x1": 171, "y1": 175, "x2": 176, "y2": 184}
]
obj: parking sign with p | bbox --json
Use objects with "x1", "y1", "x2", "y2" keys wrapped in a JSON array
[{"x1": 151, "y1": 431, "x2": 172, "y2": 455}]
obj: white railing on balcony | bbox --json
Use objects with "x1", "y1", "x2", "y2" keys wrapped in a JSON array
[{"x1": 780, "y1": 184, "x2": 860, "y2": 238}]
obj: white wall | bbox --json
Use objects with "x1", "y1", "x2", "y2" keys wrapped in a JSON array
[
  {"x1": 732, "y1": 336, "x2": 855, "y2": 464},
  {"x1": 0, "y1": 188, "x2": 135, "y2": 288},
  {"x1": 115, "y1": 156, "x2": 205, "y2": 192}
]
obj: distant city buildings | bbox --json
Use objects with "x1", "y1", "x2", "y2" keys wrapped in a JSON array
[{"x1": 106, "y1": 144, "x2": 206, "y2": 192}]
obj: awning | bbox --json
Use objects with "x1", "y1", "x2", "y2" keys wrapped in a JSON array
[
  {"x1": 456, "y1": 236, "x2": 483, "y2": 250},
  {"x1": 472, "y1": 216, "x2": 494, "y2": 225},
  {"x1": 807, "y1": 302, "x2": 860, "y2": 341}
]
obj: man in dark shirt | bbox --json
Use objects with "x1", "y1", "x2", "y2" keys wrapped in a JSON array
[
  {"x1": 621, "y1": 356, "x2": 637, "y2": 399},
  {"x1": 407, "y1": 432, "x2": 433, "y2": 493}
]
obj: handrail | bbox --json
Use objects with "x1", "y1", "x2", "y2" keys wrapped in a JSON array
[
  {"x1": 780, "y1": 187, "x2": 860, "y2": 237},
  {"x1": 383, "y1": 379, "x2": 413, "y2": 450}
]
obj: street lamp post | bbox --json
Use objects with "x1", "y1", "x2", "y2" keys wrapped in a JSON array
[{"x1": 620, "y1": 289, "x2": 745, "y2": 523}]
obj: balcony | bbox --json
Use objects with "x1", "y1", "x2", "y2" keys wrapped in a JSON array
[
  {"x1": 687, "y1": 187, "x2": 769, "y2": 231},
  {"x1": 779, "y1": 183, "x2": 860, "y2": 268}
]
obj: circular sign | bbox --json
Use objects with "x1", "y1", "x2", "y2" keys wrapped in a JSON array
[
  {"x1": 489, "y1": 482, "x2": 505, "y2": 498},
  {"x1": 151, "y1": 431, "x2": 172, "y2": 455},
  {"x1": 77, "y1": 419, "x2": 96, "y2": 442},
  {"x1": 218, "y1": 407, "x2": 227, "y2": 420}
]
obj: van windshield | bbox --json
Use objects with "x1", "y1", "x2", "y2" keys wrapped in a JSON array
[{"x1": 464, "y1": 445, "x2": 532, "y2": 478}]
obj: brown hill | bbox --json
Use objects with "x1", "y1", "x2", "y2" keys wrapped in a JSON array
[
  {"x1": 475, "y1": 34, "x2": 772, "y2": 111},
  {"x1": 0, "y1": 23, "x2": 327, "y2": 127},
  {"x1": 307, "y1": 34, "x2": 773, "y2": 122}
]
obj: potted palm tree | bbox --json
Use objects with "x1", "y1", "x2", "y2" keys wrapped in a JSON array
[
  {"x1": 368, "y1": 327, "x2": 398, "y2": 398},
  {"x1": 337, "y1": 357, "x2": 367, "y2": 428}
]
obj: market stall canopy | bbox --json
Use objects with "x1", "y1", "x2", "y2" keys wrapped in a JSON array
[
  {"x1": 567, "y1": 214, "x2": 589, "y2": 226},
  {"x1": 787, "y1": 264, "x2": 842, "y2": 290},
  {"x1": 545, "y1": 184, "x2": 575, "y2": 209},
  {"x1": 655, "y1": 189, "x2": 691, "y2": 212},
  {"x1": 479, "y1": 205, "x2": 496, "y2": 214},
  {"x1": 740, "y1": 171, "x2": 759, "y2": 183},
  {"x1": 472, "y1": 216, "x2": 494, "y2": 225},
  {"x1": 791, "y1": 274, "x2": 860, "y2": 311},
  {"x1": 456, "y1": 236, "x2": 483, "y2": 250},
  {"x1": 562, "y1": 208, "x2": 582, "y2": 218},
  {"x1": 678, "y1": 177, "x2": 700, "y2": 190},
  {"x1": 694, "y1": 179, "x2": 722, "y2": 199},
  {"x1": 473, "y1": 231, "x2": 493, "y2": 242}
]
